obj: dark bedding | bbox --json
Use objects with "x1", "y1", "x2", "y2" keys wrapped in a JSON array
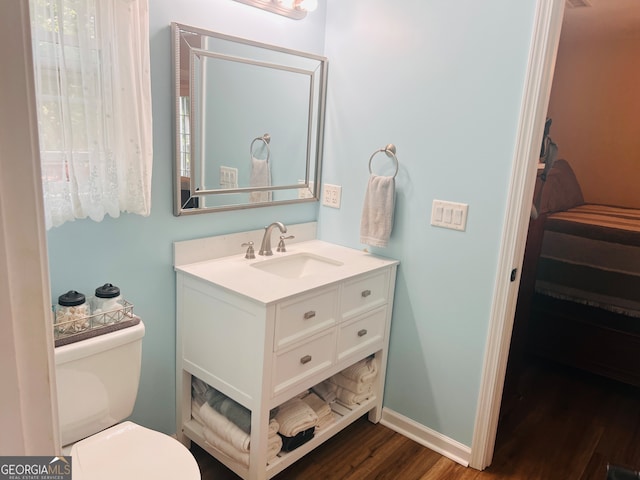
[{"x1": 536, "y1": 204, "x2": 640, "y2": 318}]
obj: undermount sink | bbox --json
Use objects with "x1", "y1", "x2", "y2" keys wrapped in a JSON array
[{"x1": 251, "y1": 252, "x2": 344, "y2": 279}]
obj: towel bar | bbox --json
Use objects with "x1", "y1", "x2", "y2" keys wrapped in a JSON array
[
  {"x1": 250, "y1": 133, "x2": 271, "y2": 163},
  {"x1": 368, "y1": 144, "x2": 398, "y2": 178}
]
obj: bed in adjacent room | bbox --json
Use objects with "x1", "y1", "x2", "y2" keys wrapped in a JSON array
[{"x1": 516, "y1": 159, "x2": 640, "y2": 387}]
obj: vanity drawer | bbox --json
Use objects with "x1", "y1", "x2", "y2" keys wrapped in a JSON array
[
  {"x1": 341, "y1": 270, "x2": 389, "y2": 320},
  {"x1": 337, "y1": 306, "x2": 387, "y2": 361},
  {"x1": 272, "y1": 329, "x2": 336, "y2": 396},
  {"x1": 274, "y1": 287, "x2": 338, "y2": 350}
]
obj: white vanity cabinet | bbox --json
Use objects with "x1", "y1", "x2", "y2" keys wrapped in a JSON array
[{"x1": 175, "y1": 238, "x2": 397, "y2": 480}]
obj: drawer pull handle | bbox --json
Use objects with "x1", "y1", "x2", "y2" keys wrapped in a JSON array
[
  {"x1": 357, "y1": 329, "x2": 368, "y2": 337},
  {"x1": 361, "y1": 290, "x2": 372, "y2": 298},
  {"x1": 303, "y1": 311, "x2": 316, "y2": 320},
  {"x1": 300, "y1": 355, "x2": 312, "y2": 365}
]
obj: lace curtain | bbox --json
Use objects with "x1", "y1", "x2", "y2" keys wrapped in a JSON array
[{"x1": 30, "y1": 0, "x2": 152, "y2": 229}]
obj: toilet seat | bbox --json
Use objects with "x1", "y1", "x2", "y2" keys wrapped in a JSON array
[{"x1": 70, "y1": 421, "x2": 200, "y2": 480}]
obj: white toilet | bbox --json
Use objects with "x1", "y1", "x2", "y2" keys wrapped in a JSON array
[{"x1": 54, "y1": 320, "x2": 200, "y2": 480}]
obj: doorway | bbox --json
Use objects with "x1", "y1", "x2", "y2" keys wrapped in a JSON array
[{"x1": 474, "y1": 0, "x2": 640, "y2": 471}]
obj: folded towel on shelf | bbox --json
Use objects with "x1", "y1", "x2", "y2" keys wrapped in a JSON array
[
  {"x1": 360, "y1": 174, "x2": 395, "y2": 247},
  {"x1": 274, "y1": 397, "x2": 318, "y2": 437},
  {"x1": 340, "y1": 356, "x2": 378, "y2": 384},
  {"x1": 300, "y1": 392, "x2": 332, "y2": 419},
  {"x1": 249, "y1": 157, "x2": 272, "y2": 203},
  {"x1": 205, "y1": 388, "x2": 252, "y2": 434},
  {"x1": 199, "y1": 402, "x2": 251, "y2": 452},
  {"x1": 335, "y1": 387, "x2": 373, "y2": 406},
  {"x1": 300, "y1": 392, "x2": 334, "y2": 430},
  {"x1": 312, "y1": 381, "x2": 337, "y2": 403},
  {"x1": 329, "y1": 373, "x2": 374, "y2": 395}
]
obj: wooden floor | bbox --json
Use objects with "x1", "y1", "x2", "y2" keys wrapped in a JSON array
[{"x1": 192, "y1": 357, "x2": 640, "y2": 479}]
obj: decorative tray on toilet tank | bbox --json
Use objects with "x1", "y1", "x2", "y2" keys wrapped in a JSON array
[{"x1": 53, "y1": 300, "x2": 137, "y2": 347}]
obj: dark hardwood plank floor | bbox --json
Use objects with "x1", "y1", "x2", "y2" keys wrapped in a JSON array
[{"x1": 192, "y1": 357, "x2": 640, "y2": 479}]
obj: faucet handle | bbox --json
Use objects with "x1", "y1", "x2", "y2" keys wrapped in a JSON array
[
  {"x1": 241, "y1": 241, "x2": 255, "y2": 259},
  {"x1": 276, "y1": 235, "x2": 295, "y2": 253}
]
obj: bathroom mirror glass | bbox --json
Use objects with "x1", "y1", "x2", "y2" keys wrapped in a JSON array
[{"x1": 172, "y1": 23, "x2": 328, "y2": 214}]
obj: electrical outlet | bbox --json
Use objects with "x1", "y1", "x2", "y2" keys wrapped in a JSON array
[
  {"x1": 219, "y1": 166, "x2": 238, "y2": 189},
  {"x1": 298, "y1": 180, "x2": 314, "y2": 199},
  {"x1": 322, "y1": 184, "x2": 342, "y2": 208}
]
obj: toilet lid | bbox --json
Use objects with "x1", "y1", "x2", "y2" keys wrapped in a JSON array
[{"x1": 70, "y1": 421, "x2": 200, "y2": 480}]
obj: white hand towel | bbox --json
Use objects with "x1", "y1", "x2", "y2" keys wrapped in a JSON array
[
  {"x1": 360, "y1": 174, "x2": 395, "y2": 247},
  {"x1": 249, "y1": 157, "x2": 272, "y2": 203}
]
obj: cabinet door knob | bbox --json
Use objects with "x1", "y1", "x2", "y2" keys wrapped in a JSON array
[
  {"x1": 303, "y1": 310, "x2": 316, "y2": 320},
  {"x1": 300, "y1": 355, "x2": 312, "y2": 365},
  {"x1": 361, "y1": 290, "x2": 371, "y2": 298},
  {"x1": 357, "y1": 329, "x2": 368, "y2": 337}
]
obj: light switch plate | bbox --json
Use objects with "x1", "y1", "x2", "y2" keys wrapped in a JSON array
[{"x1": 431, "y1": 199, "x2": 468, "y2": 231}]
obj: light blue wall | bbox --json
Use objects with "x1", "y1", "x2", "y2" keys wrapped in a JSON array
[
  {"x1": 46, "y1": 0, "x2": 326, "y2": 435},
  {"x1": 318, "y1": 0, "x2": 537, "y2": 445},
  {"x1": 46, "y1": 0, "x2": 539, "y2": 449}
]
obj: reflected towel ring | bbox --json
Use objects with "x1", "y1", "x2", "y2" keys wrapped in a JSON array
[
  {"x1": 250, "y1": 133, "x2": 271, "y2": 163},
  {"x1": 368, "y1": 144, "x2": 398, "y2": 179}
]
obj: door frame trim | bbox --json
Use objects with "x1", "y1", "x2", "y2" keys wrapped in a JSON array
[{"x1": 469, "y1": 0, "x2": 565, "y2": 470}]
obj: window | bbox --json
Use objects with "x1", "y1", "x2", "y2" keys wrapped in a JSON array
[{"x1": 30, "y1": 0, "x2": 152, "y2": 229}]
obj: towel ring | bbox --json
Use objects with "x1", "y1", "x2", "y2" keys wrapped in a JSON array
[
  {"x1": 368, "y1": 144, "x2": 399, "y2": 179},
  {"x1": 250, "y1": 133, "x2": 271, "y2": 163}
]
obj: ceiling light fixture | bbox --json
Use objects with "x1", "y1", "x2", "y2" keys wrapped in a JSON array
[{"x1": 231, "y1": 0, "x2": 317, "y2": 20}]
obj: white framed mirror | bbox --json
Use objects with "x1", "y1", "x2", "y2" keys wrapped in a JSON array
[{"x1": 171, "y1": 23, "x2": 328, "y2": 215}]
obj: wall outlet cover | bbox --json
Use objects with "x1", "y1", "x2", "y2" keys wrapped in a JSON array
[{"x1": 322, "y1": 184, "x2": 342, "y2": 208}]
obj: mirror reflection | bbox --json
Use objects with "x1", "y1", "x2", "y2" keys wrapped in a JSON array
[{"x1": 172, "y1": 23, "x2": 328, "y2": 214}]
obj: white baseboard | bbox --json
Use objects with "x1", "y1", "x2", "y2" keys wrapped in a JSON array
[{"x1": 380, "y1": 408, "x2": 471, "y2": 467}]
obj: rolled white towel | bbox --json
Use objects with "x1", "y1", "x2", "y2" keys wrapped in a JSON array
[
  {"x1": 268, "y1": 418, "x2": 279, "y2": 437},
  {"x1": 202, "y1": 424, "x2": 281, "y2": 465},
  {"x1": 203, "y1": 427, "x2": 250, "y2": 466},
  {"x1": 191, "y1": 399, "x2": 204, "y2": 424},
  {"x1": 267, "y1": 433, "x2": 283, "y2": 462},
  {"x1": 274, "y1": 397, "x2": 318, "y2": 437},
  {"x1": 199, "y1": 402, "x2": 251, "y2": 452}
]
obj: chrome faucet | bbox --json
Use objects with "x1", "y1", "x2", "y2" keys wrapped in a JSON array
[{"x1": 259, "y1": 222, "x2": 287, "y2": 256}]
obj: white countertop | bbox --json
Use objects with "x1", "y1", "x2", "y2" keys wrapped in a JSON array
[{"x1": 175, "y1": 240, "x2": 398, "y2": 304}]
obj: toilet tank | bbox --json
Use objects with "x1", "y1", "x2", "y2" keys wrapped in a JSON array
[{"x1": 54, "y1": 320, "x2": 145, "y2": 446}]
